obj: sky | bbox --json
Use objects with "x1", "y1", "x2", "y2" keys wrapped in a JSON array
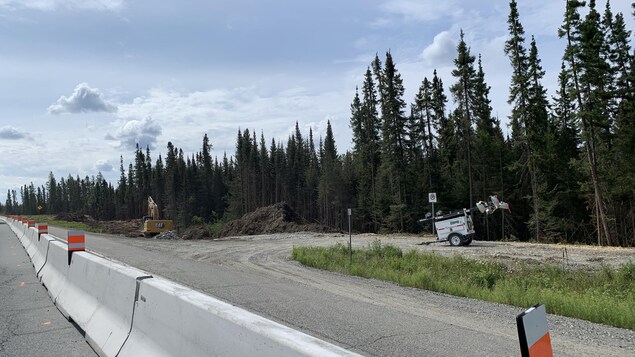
[{"x1": 0, "y1": 0, "x2": 633, "y2": 203}]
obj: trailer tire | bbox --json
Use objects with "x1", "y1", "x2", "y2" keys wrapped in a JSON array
[
  {"x1": 463, "y1": 237, "x2": 473, "y2": 246},
  {"x1": 448, "y1": 233, "x2": 463, "y2": 246}
]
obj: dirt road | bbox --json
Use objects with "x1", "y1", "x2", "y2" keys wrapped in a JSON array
[{"x1": 49, "y1": 227, "x2": 635, "y2": 356}]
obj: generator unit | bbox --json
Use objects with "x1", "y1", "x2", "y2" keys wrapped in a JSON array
[
  {"x1": 418, "y1": 196, "x2": 509, "y2": 246},
  {"x1": 418, "y1": 209, "x2": 475, "y2": 246}
]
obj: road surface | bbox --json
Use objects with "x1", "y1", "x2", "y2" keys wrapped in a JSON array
[{"x1": 0, "y1": 222, "x2": 96, "y2": 357}]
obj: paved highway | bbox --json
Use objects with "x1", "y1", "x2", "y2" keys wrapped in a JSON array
[
  {"x1": 44, "y1": 226, "x2": 634, "y2": 357},
  {"x1": 0, "y1": 222, "x2": 96, "y2": 356}
]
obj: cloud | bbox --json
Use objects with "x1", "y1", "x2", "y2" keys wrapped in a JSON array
[
  {"x1": 0, "y1": 0, "x2": 126, "y2": 12},
  {"x1": 94, "y1": 160, "x2": 113, "y2": 172},
  {"x1": 0, "y1": 126, "x2": 29, "y2": 140},
  {"x1": 110, "y1": 116, "x2": 162, "y2": 150},
  {"x1": 421, "y1": 31, "x2": 456, "y2": 66},
  {"x1": 48, "y1": 83, "x2": 117, "y2": 115},
  {"x1": 114, "y1": 86, "x2": 352, "y2": 156},
  {"x1": 378, "y1": 0, "x2": 461, "y2": 23}
]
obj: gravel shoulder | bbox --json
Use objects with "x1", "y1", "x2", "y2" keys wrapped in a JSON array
[{"x1": 50, "y1": 227, "x2": 635, "y2": 356}]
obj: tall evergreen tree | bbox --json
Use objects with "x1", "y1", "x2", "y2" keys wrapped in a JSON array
[
  {"x1": 450, "y1": 30, "x2": 477, "y2": 208},
  {"x1": 559, "y1": 0, "x2": 613, "y2": 245},
  {"x1": 376, "y1": 51, "x2": 409, "y2": 231}
]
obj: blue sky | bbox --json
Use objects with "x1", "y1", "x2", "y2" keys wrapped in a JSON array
[{"x1": 0, "y1": 0, "x2": 633, "y2": 203}]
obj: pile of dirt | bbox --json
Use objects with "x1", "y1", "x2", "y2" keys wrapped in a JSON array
[
  {"x1": 180, "y1": 225, "x2": 211, "y2": 240},
  {"x1": 55, "y1": 212, "x2": 87, "y2": 222},
  {"x1": 98, "y1": 219, "x2": 143, "y2": 237},
  {"x1": 219, "y1": 202, "x2": 337, "y2": 237}
]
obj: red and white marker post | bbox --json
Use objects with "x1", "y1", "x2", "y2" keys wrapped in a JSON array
[
  {"x1": 516, "y1": 304, "x2": 553, "y2": 357},
  {"x1": 67, "y1": 230, "x2": 85, "y2": 265}
]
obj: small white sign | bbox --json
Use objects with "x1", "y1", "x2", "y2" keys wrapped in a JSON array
[
  {"x1": 347, "y1": 208, "x2": 352, "y2": 216},
  {"x1": 428, "y1": 192, "x2": 437, "y2": 203}
]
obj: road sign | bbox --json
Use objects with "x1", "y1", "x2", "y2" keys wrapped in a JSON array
[{"x1": 428, "y1": 193, "x2": 437, "y2": 203}]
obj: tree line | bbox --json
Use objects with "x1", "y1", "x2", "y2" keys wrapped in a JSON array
[{"x1": 3, "y1": 1, "x2": 634, "y2": 246}]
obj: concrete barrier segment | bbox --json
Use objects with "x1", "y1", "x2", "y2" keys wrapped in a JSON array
[
  {"x1": 118, "y1": 277, "x2": 362, "y2": 357},
  {"x1": 25, "y1": 227, "x2": 39, "y2": 260},
  {"x1": 54, "y1": 252, "x2": 153, "y2": 357},
  {"x1": 39, "y1": 240, "x2": 71, "y2": 309},
  {"x1": 33, "y1": 234, "x2": 55, "y2": 276},
  {"x1": 16, "y1": 220, "x2": 28, "y2": 247}
]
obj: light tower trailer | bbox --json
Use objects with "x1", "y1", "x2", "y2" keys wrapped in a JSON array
[
  {"x1": 417, "y1": 196, "x2": 510, "y2": 246},
  {"x1": 418, "y1": 209, "x2": 476, "y2": 246}
]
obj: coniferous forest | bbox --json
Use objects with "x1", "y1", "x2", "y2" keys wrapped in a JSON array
[{"x1": 3, "y1": 1, "x2": 634, "y2": 246}]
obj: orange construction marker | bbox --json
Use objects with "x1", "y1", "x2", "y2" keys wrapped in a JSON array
[
  {"x1": 28, "y1": 220, "x2": 35, "y2": 228},
  {"x1": 37, "y1": 223, "x2": 48, "y2": 241},
  {"x1": 67, "y1": 230, "x2": 85, "y2": 265}
]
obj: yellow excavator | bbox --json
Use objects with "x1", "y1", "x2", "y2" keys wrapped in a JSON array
[{"x1": 142, "y1": 196, "x2": 173, "y2": 237}]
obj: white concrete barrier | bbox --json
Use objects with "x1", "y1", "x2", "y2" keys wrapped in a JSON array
[
  {"x1": 5, "y1": 218, "x2": 360, "y2": 357},
  {"x1": 38, "y1": 240, "x2": 70, "y2": 305},
  {"x1": 16, "y1": 222, "x2": 28, "y2": 246},
  {"x1": 32, "y1": 234, "x2": 55, "y2": 275},
  {"x1": 25, "y1": 227, "x2": 39, "y2": 260},
  {"x1": 118, "y1": 277, "x2": 361, "y2": 357},
  {"x1": 55, "y1": 252, "x2": 152, "y2": 357},
  {"x1": 4, "y1": 217, "x2": 25, "y2": 239}
]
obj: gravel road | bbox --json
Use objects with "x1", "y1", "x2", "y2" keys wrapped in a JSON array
[{"x1": 49, "y1": 227, "x2": 635, "y2": 356}]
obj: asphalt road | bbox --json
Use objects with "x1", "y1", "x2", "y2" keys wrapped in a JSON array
[
  {"x1": 0, "y1": 222, "x2": 95, "y2": 357},
  {"x1": 45, "y1": 226, "x2": 635, "y2": 357}
]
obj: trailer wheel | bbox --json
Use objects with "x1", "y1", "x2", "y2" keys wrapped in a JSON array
[
  {"x1": 463, "y1": 237, "x2": 473, "y2": 246},
  {"x1": 448, "y1": 233, "x2": 463, "y2": 246}
]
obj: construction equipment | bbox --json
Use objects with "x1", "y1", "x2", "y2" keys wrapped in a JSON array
[
  {"x1": 142, "y1": 196, "x2": 173, "y2": 237},
  {"x1": 418, "y1": 195, "x2": 510, "y2": 246}
]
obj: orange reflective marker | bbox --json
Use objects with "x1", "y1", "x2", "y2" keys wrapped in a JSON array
[
  {"x1": 67, "y1": 230, "x2": 85, "y2": 265},
  {"x1": 517, "y1": 304, "x2": 553, "y2": 357},
  {"x1": 37, "y1": 223, "x2": 48, "y2": 241},
  {"x1": 27, "y1": 220, "x2": 35, "y2": 228}
]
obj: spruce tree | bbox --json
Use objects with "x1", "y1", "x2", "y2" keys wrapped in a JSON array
[
  {"x1": 450, "y1": 30, "x2": 477, "y2": 208},
  {"x1": 376, "y1": 51, "x2": 409, "y2": 231},
  {"x1": 560, "y1": 0, "x2": 613, "y2": 245}
]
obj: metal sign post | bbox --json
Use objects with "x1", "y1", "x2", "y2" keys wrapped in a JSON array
[
  {"x1": 428, "y1": 193, "x2": 437, "y2": 235},
  {"x1": 347, "y1": 208, "x2": 352, "y2": 265}
]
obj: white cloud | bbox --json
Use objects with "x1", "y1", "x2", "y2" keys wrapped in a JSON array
[
  {"x1": 94, "y1": 160, "x2": 113, "y2": 172},
  {"x1": 48, "y1": 83, "x2": 117, "y2": 115},
  {"x1": 114, "y1": 86, "x2": 352, "y2": 156},
  {"x1": 0, "y1": 125, "x2": 29, "y2": 140},
  {"x1": 0, "y1": 0, "x2": 125, "y2": 11},
  {"x1": 378, "y1": 0, "x2": 461, "y2": 23},
  {"x1": 421, "y1": 31, "x2": 456, "y2": 67},
  {"x1": 110, "y1": 116, "x2": 162, "y2": 150}
]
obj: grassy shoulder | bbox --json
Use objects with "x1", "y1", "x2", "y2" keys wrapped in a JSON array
[
  {"x1": 24, "y1": 215, "x2": 105, "y2": 234},
  {"x1": 291, "y1": 241, "x2": 635, "y2": 330}
]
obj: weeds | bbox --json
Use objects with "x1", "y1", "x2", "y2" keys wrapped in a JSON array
[
  {"x1": 292, "y1": 243, "x2": 635, "y2": 330},
  {"x1": 24, "y1": 215, "x2": 104, "y2": 233}
]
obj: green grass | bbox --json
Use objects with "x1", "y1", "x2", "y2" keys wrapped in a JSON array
[
  {"x1": 291, "y1": 241, "x2": 635, "y2": 330},
  {"x1": 24, "y1": 214, "x2": 104, "y2": 233}
]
